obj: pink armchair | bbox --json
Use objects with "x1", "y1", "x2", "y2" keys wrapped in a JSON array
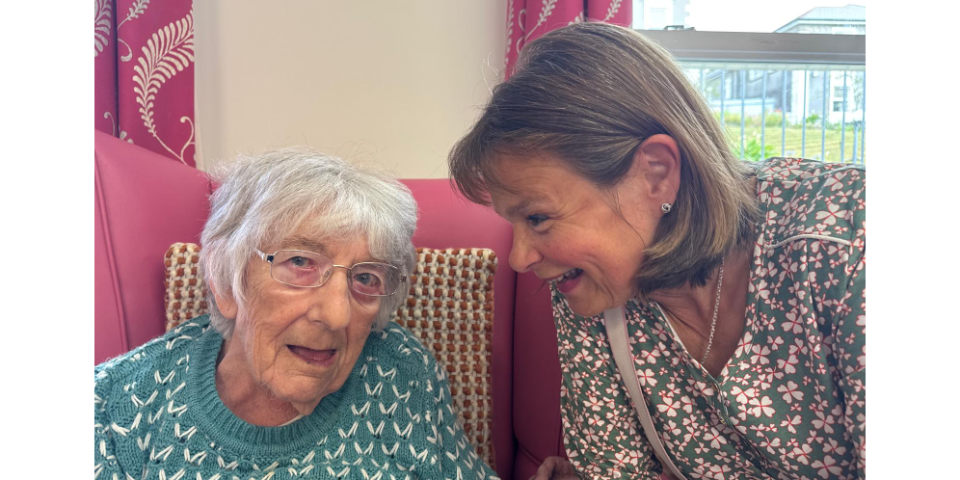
[{"x1": 94, "y1": 130, "x2": 565, "y2": 479}]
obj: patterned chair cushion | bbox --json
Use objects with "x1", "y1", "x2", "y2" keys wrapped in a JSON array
[{"x1": 162, "y1": 243, "x2": 497, "y2": 468}]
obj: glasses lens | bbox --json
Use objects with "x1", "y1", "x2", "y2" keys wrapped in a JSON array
[
  {"x1": 350, "y1": 263, "x2": 401, "y2": 296},
  {"x1": 270, "y1": 250, "x2": 330, "y2": 287}
]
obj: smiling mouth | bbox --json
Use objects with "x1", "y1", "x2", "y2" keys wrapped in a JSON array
[
  {"x1": 550, "y1": 268, "x2": 583, "y2": 293},
  {"x1": 288, "y1": 345, "x2": 336, "y2": 366}
]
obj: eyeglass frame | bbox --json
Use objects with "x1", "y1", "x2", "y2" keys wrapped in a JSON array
[{"x1": 254, "y1": 248, "x2": 407, "y2": 297}]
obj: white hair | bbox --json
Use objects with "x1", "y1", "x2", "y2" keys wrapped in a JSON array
[{"x1": 199, "y1": 149, "x2": 418, "y2": 336}]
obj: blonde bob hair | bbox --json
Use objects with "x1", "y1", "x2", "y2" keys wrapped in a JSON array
[{"x1": 449, "y1": 23, "x2": 758, "y2": 294}]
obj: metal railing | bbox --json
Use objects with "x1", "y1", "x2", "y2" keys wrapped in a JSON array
[{"x1": 640, "y1": 30, "x2": 866, "y2": 164}]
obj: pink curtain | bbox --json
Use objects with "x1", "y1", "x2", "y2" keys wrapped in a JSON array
[
  {"x1": 95, "y1": 0, "x2": 196, "y2": 166},
  {"x1": 505, "y1": 0, "x2": 632, "y2": 78}
]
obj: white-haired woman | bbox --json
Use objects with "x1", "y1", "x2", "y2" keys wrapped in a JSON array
[{"x1": 95, "y1": 150, "x2": 499, "y2": 479}]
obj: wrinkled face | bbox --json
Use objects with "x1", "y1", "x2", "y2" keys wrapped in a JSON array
[
  {"x1": 221, "y1": 231, "x2": 382, "y2": 411},
  {"x1": 490, "y1": 153, "x2": 659, "y2": 317}
]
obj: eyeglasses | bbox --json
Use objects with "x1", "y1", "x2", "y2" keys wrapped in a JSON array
[{"x1": 255, "y1": 249, "x2": 406, "y2": 297}]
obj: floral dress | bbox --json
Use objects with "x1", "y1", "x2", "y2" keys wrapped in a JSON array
[{"x1": 554, "y1": 158, "x2": 865, "y2": 479}]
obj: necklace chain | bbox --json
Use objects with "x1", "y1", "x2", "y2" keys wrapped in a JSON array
[{"x1": 701, "y1": 259, "x2": 725, "y2": 366}]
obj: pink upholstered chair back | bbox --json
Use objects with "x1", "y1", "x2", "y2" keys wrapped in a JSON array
[{"x1": 95, "y1": 132, "x2": 562, "y2": 477}]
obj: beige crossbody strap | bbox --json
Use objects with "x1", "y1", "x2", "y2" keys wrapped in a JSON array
[{"x1": 605, "y1": 306, "x2": 688, "y2": 480}]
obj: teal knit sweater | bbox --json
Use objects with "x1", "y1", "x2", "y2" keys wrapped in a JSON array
[{"x1": 94, "y1": 315, "x2": 499, "y2": 479}]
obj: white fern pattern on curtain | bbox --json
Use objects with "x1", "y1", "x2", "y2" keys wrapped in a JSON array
[
  {"x1": 504, "y1": 0, "x2": 631, "y2": 78},
  {"x1": 94, "y1": 0, "x2": 196, "y2": 166}
]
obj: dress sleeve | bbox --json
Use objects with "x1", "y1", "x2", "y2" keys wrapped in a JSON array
[
  {"x1": 418, "y1": 355, "x2": 501, "y2": 480},
  {"x1": 554, "y1": 314, "x2": 661, "y2": 480},
  {"x1": 559, "y1": 380, "x2": 662, "y2": 480},
  {"x1": 830, "y1": 245, "x2": 866, "y2": 479}
]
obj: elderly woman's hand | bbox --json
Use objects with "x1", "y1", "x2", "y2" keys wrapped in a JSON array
[{"x1": 530, "y1": 456, "x2": 579, "y2": 480}]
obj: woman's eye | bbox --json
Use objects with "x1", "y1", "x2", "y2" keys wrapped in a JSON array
[
  {"x1": 526, "y1": 214, "x2": 549, "y2": 227},
  {"x1": 287, "y1": 256, "x2": 315, "y2": 269},
  {"x1": 354, "y1": 272, "x2": 382, "y2": 287}
]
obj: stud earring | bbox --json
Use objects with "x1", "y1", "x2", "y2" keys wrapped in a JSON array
[{"x1": 661, "y1": 203, "x2": 672, "y2": 214}]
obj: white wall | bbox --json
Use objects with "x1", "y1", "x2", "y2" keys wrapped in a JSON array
[{"x1": 194, "y1": 1, "x2": 506, "y2": 178}]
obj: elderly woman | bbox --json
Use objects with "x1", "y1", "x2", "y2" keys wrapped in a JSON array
[
  {"x1": 95, "y1": 151, "x2": 498, "y2": 479},
  {"x1": 449, "y1": 23, "x2": 864, "y2": 480}
]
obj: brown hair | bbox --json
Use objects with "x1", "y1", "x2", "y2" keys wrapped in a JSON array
[{"x1": 448, "y1": 22, "x2": 758, "y2": 294}]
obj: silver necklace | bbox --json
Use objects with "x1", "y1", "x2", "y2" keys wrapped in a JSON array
[{"x1": 701, "y1": 259, "x2": 725, "y2": 365}]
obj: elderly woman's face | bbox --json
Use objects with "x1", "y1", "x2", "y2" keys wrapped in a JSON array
[
  {"x1": 490, "y1": 152, "x2": 660, "y2": 317},
  {"x1": 218, "y1": 232, "x2": 381, "y2": 415}
]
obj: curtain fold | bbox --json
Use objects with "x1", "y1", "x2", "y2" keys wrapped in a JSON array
[
  {"x1": 505, "y1": 0, "x2": 632, "y2": 78},
  {"x1": 95, "y1": 0, "x2": 196, "y2": 166}
]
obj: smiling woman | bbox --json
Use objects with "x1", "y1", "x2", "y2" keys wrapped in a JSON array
[
  {"x1": 449, "y1": 23, "x2": 864, "y2": 480},
  {"x1": 94, "y1": 150, "x2": 499, "y2": 479}
]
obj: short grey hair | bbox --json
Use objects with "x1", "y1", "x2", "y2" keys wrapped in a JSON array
[{"x1": 199, "y1": 149, "x2": 418, "y2": 336}]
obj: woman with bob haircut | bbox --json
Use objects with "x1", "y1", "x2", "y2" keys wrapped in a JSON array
[
  {"x1": 450, "y1": 23, "x2": 864, "y2": 480},
  {"x1": 95, "y1": 150, "x2": 499, "y2": 479}
]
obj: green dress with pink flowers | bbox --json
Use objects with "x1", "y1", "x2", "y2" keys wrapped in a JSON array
[{"x1": 553, "y1": 158, "x2": 865, "y2": 479}]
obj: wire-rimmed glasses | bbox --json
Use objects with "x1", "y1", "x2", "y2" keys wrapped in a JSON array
[{"x1": 255, "y1": 249, "x2": 405, "y2": 297}]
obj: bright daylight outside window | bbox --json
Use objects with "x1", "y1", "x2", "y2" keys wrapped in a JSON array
[{"x1": 632, "y1": 0, "x2": 866, "y2": 163}]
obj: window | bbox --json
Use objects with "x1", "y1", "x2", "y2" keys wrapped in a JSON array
[{"x1": 632, "y1": 0, "x2": 867, "y2": 163}]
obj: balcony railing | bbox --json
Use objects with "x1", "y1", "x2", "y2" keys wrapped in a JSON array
[{"x1": 640, "y1": 30, "x2": 866, "y2": 164}]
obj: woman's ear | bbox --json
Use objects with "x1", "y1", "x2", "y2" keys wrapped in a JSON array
[
  {"x1": 637, "y1": 134, "x2": 681, "y2": 201},
  {"x1": 210, "y1": 284, "x2": 238, "y2": 319},
  {"x1": 617, "y1": 134, "x2": 681, "y2": 206}
]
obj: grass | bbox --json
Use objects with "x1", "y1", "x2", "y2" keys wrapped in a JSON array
[{"x1": 718, "y1": 114, "x2": 866, "y2": 164}]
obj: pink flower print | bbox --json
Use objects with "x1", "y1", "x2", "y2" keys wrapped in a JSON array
[
  {"x1": 569, "y1": 372, "x2": 584, "y2": 390},
  {"x1": 748, "y1": 395, "x2": 776, "y2": 417},
  {"x1": 780, "y1": 414, "x2": 802, "y2": 434},
  {"x1": 657, "y1": 396, "x2": 681, "y2": 417},
  {"x1": 811, "y1": 455, "x2": 843, "y2": 478},
  {"x1": 682, "y1": 417, "x2": 700, "y2": 443},
  {"x1": 735, "y1": 331, "x2": 753, "y2": 355},
  {"x1": 788, "y1": 337, "x2": 808, "y2": 357},
  {"x1": 758, "y1": 435, "x2": 783, "y2": 455},
  {"x1": 755, "y1": 279, "x2": 771, "y2": 301},
  {"x1": 640, "y1": 347, "x2": 661, "y2": 364},
  {"x1": 707, "y1": 463, "x2": 732, "y2": 480},
  {"x1": 823, "y1": 173, "x2": 846, "y2": 192},
  {"x1": 823, "y1": 437, "x2": 847, "y2": 456},
  {"x1": 777, "y1": 381, "x2": 804, "y2": 403},
  {"x1": 584, "y1": 394, "x2": 604, "y2": 412},
  {"x1": 769, "y1": 185, "x2": 785, "y2": 204},
  {"x1": 637, "y1": 368, "x2": 658, "y2": 387},
  {"x1": 812, "y1": 409, "x2": 836, "y2": 434},
  {"x1": 756, "y1": 372, "x2": 773, "y2": 390},
  {"x1": 793, "y1": 443, "x2": 813, "y2": 465},
  {"x1": 572, "y1": 351, "x2": 587, "y2": 363},
  {"x1": 695, "y1": 380, "x2": 715, "y2": 396},
  {"x1": 729, "y1": 385, "x2": 757, "y2": 405},
  {"x1": 815, "y1": 201, "x2": 845, "y2": 226},
  {"x1": 665, "y1": 419, "x2": 682, "y2": 437},
  {"x1": 782, "y1": 311, "x2": 804, "y2": 335},
  {"x1": 679, "y1": 395, "x2": 695, "y2": 414},
  {"x1": 749, "y1": 344, "x2": 771, "y2": 365},
  {"x1": 703, "y1": 427, "x2": 728, "y2": 449},
  {"x1": 582, "y1": 427, "x2": 599, "y2": 445},
  {"x1": 613, "y1": 450, "x2": 631, "y2": 468}
]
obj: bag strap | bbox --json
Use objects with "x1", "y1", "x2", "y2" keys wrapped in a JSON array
[{"x1": 605, "y1": 306, "x2": 688, "y2": 480}]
